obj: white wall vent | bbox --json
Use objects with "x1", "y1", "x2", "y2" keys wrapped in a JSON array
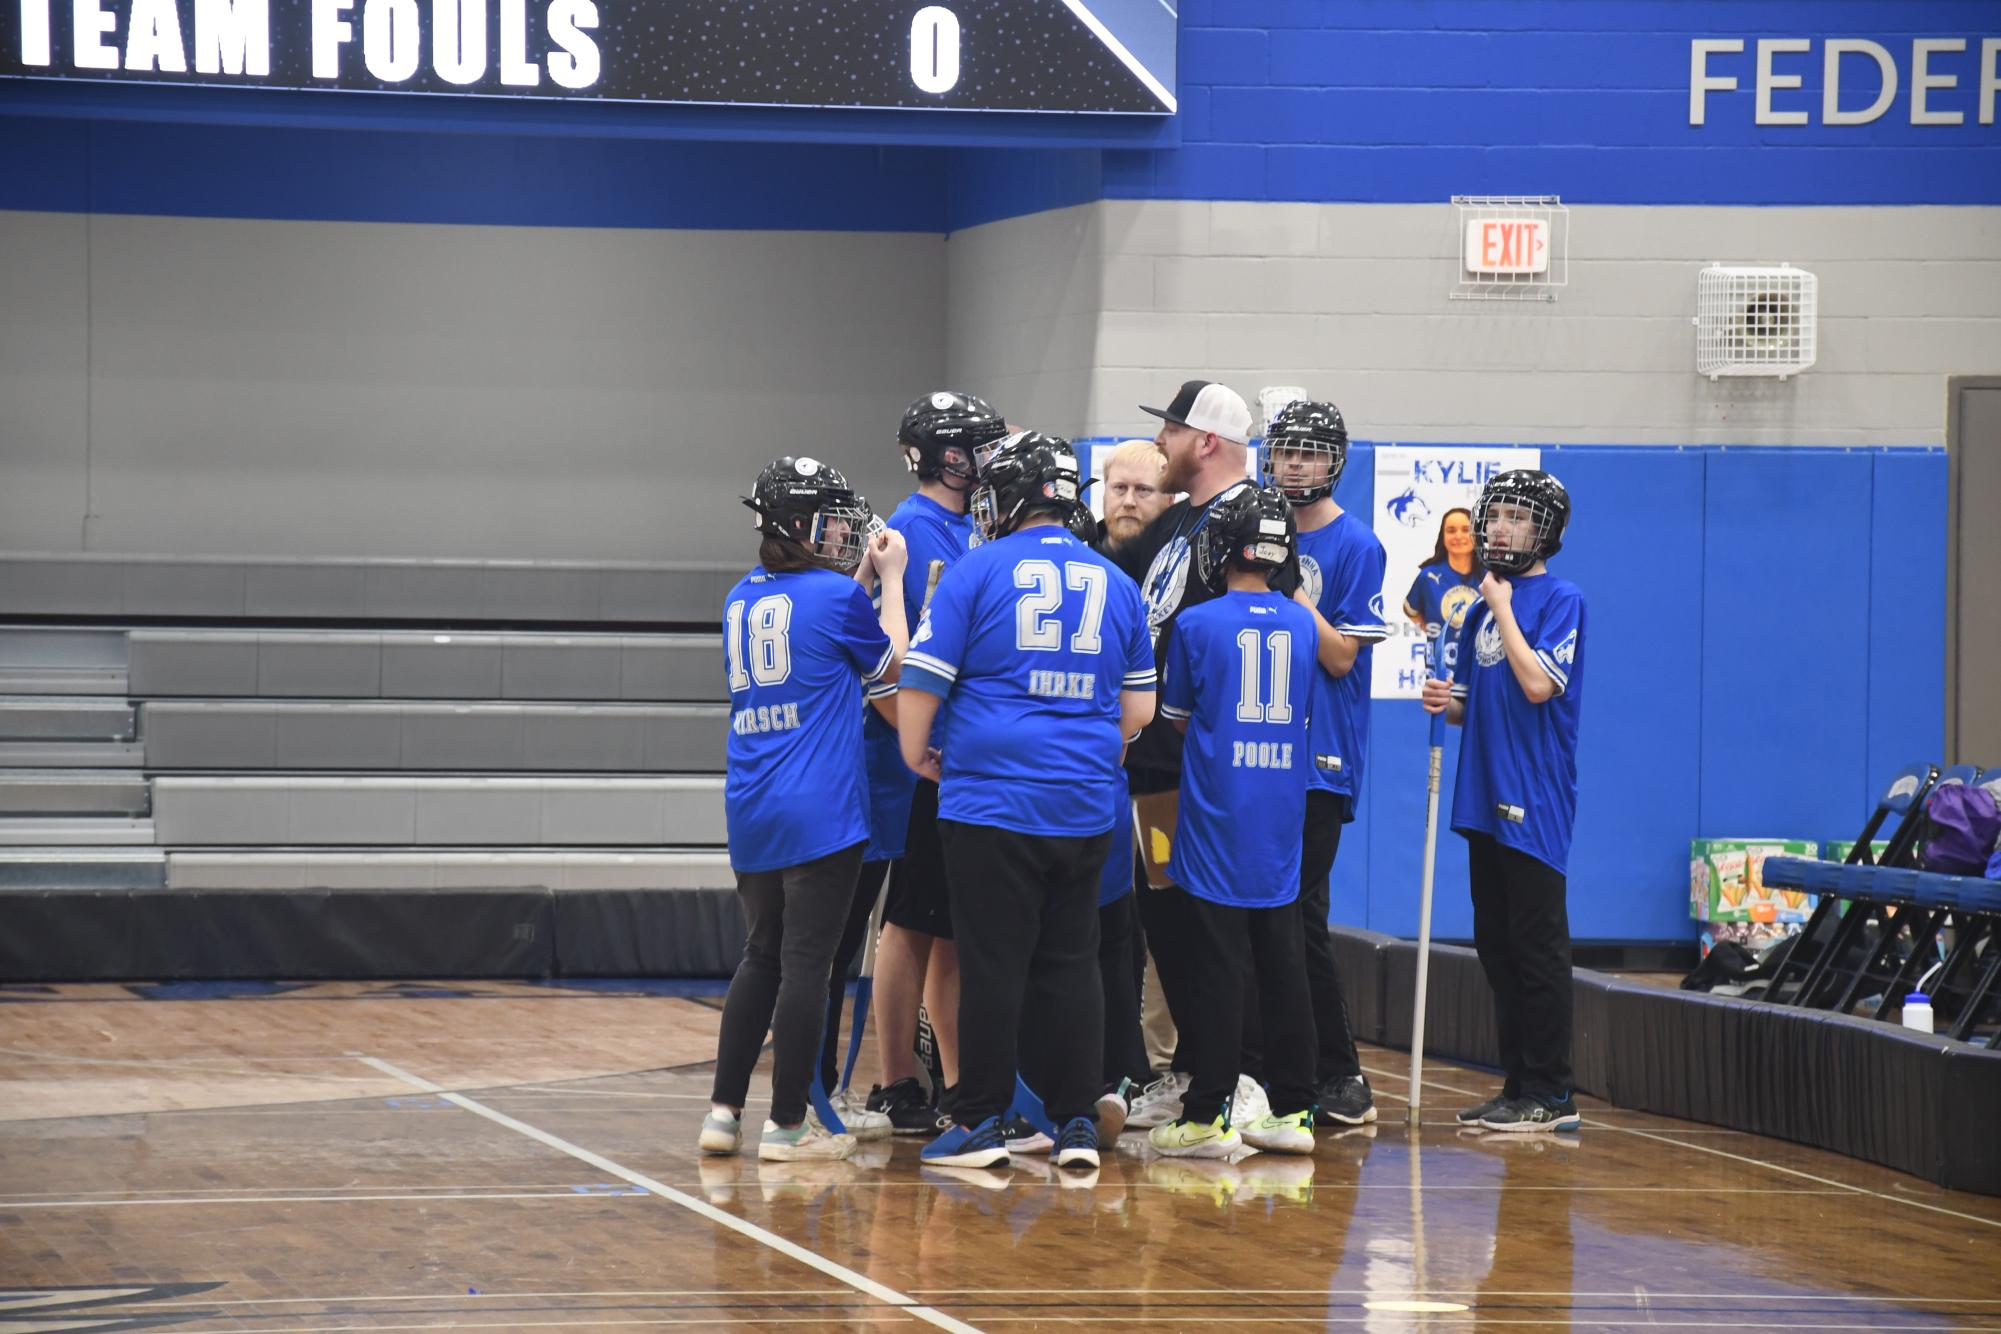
[{"x1": 1695, "y1": 264, "x2": 1818, "y2": 380}]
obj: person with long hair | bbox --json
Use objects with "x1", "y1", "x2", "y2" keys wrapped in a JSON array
[
  {"x1": 702, "y1": 457, "x2": 909, "y2": 1162},
  {"x1": 1403, "y1": 506, "x2": 1483, "y2": 646}
]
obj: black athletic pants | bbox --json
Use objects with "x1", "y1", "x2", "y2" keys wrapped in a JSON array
[
  {"x1": 1098, "y1": 891, "x2": 1152, "y2": 1089},
  {"x1": 1244, "y1": 790, "x2": 1363, "y2": 1086},
  {"x1": 819, "y1": 858, "x2": 892, "y2": 1091},
  {"x1": 940, "y1": 820, "x2": 1110, "y2": 1128},
  {"x1": 1465, "y1": 831, "x2": 1574, "y2": 1102},
  {"x1": 713, "y1": 842, "x2": 865, "y2": 1127},
  {"x1": 1173, "y1": 886, "x2": 1317, "y2": 1125},
  {"x1": 1135, "y1": 873, "x2": 1196, "y2": 1071}
]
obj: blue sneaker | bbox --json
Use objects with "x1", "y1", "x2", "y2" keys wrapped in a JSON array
[
  {"x1": 922, "y1": 1115, "x2": 1010, "y2": 1169},
  {"x1": 1053, "y1": 1116, "x2": 1099, "y2": 1170}
]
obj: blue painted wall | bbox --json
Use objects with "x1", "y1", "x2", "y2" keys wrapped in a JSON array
[
  {"x1": 1075, "y1": 440, "x2": 1949, "y2": 945},
  {"x1": 1107, "y1": 0, "x2": 2001, "y2": 210},
  {"x1": 5, "y1": 2, "x2": 1995, "y2": 228}
]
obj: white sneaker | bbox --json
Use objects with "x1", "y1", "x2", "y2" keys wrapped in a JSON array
[
  {"x1": 1231, "y1": 1074, "x2": 1271, "y2": 1128},
  {"x1": 1126, "y1": 1072, "x2": 1188, "y2": 1129},
  {"x1": 831, "y1": 1088, "x2": 893, "y2": 1140},
  {"x1": 760, "y1": 1117, "x2": 856, "y2": 1161}
]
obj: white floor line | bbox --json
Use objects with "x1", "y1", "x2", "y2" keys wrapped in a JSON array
[
  {"x1": 1597, "y1": 1123, "x2": 2001, "y2": 1231},
  {"x1": 167, "y1": 1319, "x2": 902, "y2": 1333},
  {"x1": 352, "y1": 1054, "x2": 981, "y2": 1334},
  {"x1": 1359, "y1": 1060, "x2": 2001, "y2": 1230},
  {"x1": 908, "y1": 1290, "x2": 2000, "y2": 1304},
  {"x1": 0, "y1": 1191, "x2": 640, "y2": 1209},
  {"x1": 105, "y1": 1291, "x2": 854, "y2": 1311},
  {"x1": 103, "y1": 1288, "x2": 2001, "y2": 1308}
]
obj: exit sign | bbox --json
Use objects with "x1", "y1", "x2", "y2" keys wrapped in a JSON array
[{"x1": 1463, "y1": 219, "x2": 1550, "y2": 275}]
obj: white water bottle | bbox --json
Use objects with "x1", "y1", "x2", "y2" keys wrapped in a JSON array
[{"x1": 1902, "y1": 993, "x2": 1934, "y2": 1034}]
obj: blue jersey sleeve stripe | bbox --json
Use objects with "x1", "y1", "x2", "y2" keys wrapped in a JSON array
[
  {"x1": 1122, "y1": 670, "x2": 1158, "y2": 687},
  {"x1": 899, "y1": 662, "x2": 955, "y2": 698},
  {"x1": 1159, "y1": 702, "x2": 1192, "y2": 720},
  {"x1": 1335, "y1": 622, "x2": 1394, "y2": 640},
  {"x1": 1450, "y1": 682, "x2": 1469, "y2": 699},
  {"x1": 862, "y1": 642, "x2": 895, "y2": 684},
  {"x1": 865, "y1": 679, "x2": 898, "y2": 700},
  {"x1": 1534, "y1": 651, "x2": 1569, "y2": 694},
  {"x1": 902, "y1": 650, "x2": 959, "y2": 683}
]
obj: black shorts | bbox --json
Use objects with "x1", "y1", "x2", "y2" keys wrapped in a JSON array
[{"x1": 883, "y1": 778, "x2": 953, "y2": 940}]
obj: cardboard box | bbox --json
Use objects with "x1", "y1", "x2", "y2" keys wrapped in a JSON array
[
  {"x1": 1691, "y1": 838, "x2": 1819, "y2": 924},
  {"x1": 1823, "y1": 839, "x2": 1890, "y2": 865}
]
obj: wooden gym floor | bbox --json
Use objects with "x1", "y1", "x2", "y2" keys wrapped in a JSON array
[{"x1": 3, "y1": 979, "x2": 1999, "y2": 1332}]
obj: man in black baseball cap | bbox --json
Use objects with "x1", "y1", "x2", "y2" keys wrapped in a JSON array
[{"x1": 1115, "y1": 376, "x2": 1259, "y2": 1131}]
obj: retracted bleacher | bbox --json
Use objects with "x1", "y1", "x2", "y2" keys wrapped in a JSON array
[{"x1": 0, "y1": 551, "x2": 750, "y2": 979}]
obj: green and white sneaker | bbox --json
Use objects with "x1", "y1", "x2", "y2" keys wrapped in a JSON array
[
  {"x1": 699, "y1": 1107, "x2": 742, "y2": 1155},
  {"x1": 1240, "y1": 1108, "x2": 1315, "y2": 1155},
  {"x1": 1148, "y1": 1114, "x2": 1243, "y2": 1160},
  {"x1": 760, "y1": 1117, "x2": 857, "y2": 1161}
]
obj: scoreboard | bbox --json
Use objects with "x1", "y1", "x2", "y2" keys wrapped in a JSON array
[{"x1": 1, "y1": 0, "x2": 1177, "y2": 114}]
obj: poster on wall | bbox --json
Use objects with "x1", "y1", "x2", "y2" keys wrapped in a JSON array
[{"x1": 1370, "y1": 444, "x2": 1541, "y2": 701}]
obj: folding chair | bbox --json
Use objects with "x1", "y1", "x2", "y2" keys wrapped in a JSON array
[{"x1": 1768, "y1": 761, "x2": 1937, "y2": 1007}]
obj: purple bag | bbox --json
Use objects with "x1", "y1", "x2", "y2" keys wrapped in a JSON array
[{"x1": 1921, "y1": 784, "x2": 2001, "y2": 875}]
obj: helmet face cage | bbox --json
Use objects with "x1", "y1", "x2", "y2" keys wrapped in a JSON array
[
  {"x1": 1260, "y1": 433, "x2": 1346, "y2": 504},
  {"x1": 809, "y1": 496, "x2": 873, "y2": 572},
  {"x1": 1260, "y1": 401, "x2": 1349, "y2": 504},
  {"x1": 1473, "y1": 472, "x2": 1568, "y2": 575}
]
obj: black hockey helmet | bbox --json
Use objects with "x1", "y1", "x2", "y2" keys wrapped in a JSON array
[
  {"x1": 1473, "y1": 469, "x2": 1570, "y2": 575},
  {"x1": 1196, "y1": 484, "x2": 1297, "y2": 593},
  {"x1": 1259, "y1": 398, "x2": 1349, "y2": 505},
  {"x1": 742, "y1": 456, "x2": 874, "y2": 572},
  {"x1": 899, "y1": 390, "x2": 1009, "y2": 489},
  {"x1": 969, "y1": 431, "x2": 1081, "y2": 542}
]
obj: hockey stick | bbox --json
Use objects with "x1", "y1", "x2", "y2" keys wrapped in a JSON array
[
  {"x1": 1407, "y1": 637, "x2": 1448, "y2": 1126},
  {"x1": 838, "y1": 556, "x2": 945, "y2": 1095}
]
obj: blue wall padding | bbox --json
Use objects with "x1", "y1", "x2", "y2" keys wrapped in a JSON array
[
  {"x1": 1867, "y1": 449, "x2": 1950, "y2": 809},
  {"x1": 1699, "y1": 449, "x2": 1875, "y2": 841},
  {"x1": 1081, "y1": 440, "x2": 1947, "y2": 943}
]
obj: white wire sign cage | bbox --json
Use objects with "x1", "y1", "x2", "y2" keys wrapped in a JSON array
[
  {"x1": 1450, "y1": 196, "x2": 1570, "y2": 302},
  {"x1": 1694, "y1": 263, "x2": 1819, "y2": 380}
]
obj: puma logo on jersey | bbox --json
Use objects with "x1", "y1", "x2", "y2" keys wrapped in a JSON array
[
  {"x1": 732, "y1": 702, "x2": 801, "y2": 735},
  {"x1": 1233, "y1": 741, "x2": 1295, "y2": 770},
  {"x1": 1028, "y1": 670, "x2": 1097, "y2": 700}
]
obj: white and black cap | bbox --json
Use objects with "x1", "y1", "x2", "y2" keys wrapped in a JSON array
[{"x1": 1140, "y1": 379, "x2": 1253, "y2": 445}]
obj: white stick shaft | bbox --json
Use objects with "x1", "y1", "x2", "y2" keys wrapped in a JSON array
[
  {"x1": 858, "y1": 871, "x2": 888, "y2": 976},
  {"x1": 1407, "y1": 743, "x2": 1444, "y2": 1125}
]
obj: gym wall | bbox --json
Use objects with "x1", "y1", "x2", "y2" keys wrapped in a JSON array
[{"x1": 0, "y1": 0, "x2": 1989, "y2": 944}]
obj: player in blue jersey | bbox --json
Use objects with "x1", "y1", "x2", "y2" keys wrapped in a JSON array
[
  {"x1": 1422, "y1": 469, "x2": 1585, "y2": 1133},
  {"x1": 818, "y1": 393, "x2": 1008, "y2": 1140},
  {"x1": 1152, "y1": 485, "x2": 1323, "y2": 1159},
  {"x1": 1260, "y1": 399, "x2": 1390, "y2": 1127},
  {"x1": 702, "y1": 457, "x2": 909, "y2": 1163},
  {"x1": 1403, "y1": 507, "x2": 1484, "y2": 644},
  {"x1": 898, "y1": 432, "x2": 1156, "y2": 1172}
]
